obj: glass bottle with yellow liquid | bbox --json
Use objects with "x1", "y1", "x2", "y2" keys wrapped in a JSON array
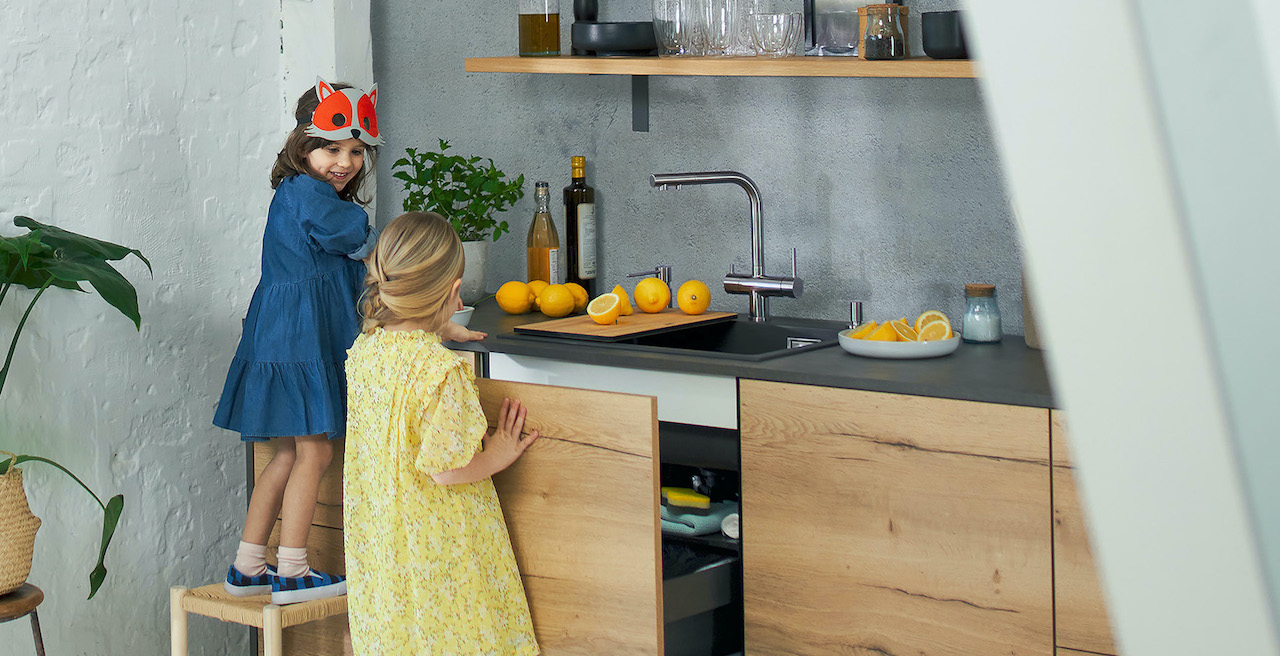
[{"x1": 526, "y1": 181, "x2": 562, "y2": 284}]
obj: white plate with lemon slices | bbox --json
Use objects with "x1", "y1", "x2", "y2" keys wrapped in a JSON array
[{"x1": 838, "y1": 312, "x2": 961, "y2": 359}]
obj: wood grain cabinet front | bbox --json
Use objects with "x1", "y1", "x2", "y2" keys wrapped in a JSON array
[
  {"x1": 1052, "y1": 410, "x2": 1120, "y2": 655},
  {"x1": 253, "y1": 376, "x2": 663, "y2": 656},
  {"x1": 739, "y1": 380, "x2": 1053, "y2": 656}
]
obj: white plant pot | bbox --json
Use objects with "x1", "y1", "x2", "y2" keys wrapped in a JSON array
[{"x1": 460, "y1": 240, "x2": 489, "y2": 304}]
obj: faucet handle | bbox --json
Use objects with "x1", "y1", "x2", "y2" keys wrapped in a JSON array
[{"x1": 626, "y1": 265, "x2": 671, "y2": 284}]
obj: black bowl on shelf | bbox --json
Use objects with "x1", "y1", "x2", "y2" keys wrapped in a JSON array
[
  {"x1": 571, "y1": 21, "x2": 658, "y2": 57},
  {"x1": 921, "y1": 10, "x2": 969, "y2": 60}
]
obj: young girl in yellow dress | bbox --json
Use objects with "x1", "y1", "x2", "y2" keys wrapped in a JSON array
[{"x1": 343, "y1": 210, "x2": 541, "y2": 655}]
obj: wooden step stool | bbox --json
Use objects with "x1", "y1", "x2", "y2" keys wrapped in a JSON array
[{"x1": 170, "y1": 584, "x2": 347, "y2": 656}]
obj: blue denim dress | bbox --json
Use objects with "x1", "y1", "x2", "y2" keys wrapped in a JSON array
[{"x1": 214, "y1": 175, "x2": 377, "y2": 440}]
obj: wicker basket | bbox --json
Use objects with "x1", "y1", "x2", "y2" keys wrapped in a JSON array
[{"x1": 0, "y1": 451, "x2": 41, "y2": 596}]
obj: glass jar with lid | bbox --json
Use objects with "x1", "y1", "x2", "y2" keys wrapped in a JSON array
[
  {"x1": 862, "y1": 3, "x2": 905, "y2": 60},
  {"x1": 962, "y1": 283, "x2": 1002, "y2": 343}
]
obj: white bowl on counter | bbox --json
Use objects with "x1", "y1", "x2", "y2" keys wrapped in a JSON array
[
  {"x1": 837, "y1": 330, "x2": 961, "y2": 359},
  {"x1": 451, "y1": 306, "x2": 475, "y2": 327}
]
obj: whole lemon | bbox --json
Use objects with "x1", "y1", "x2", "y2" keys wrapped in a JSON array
[
  {"x1": 538, "y1": 284, "x2": 576, "y2": 318},
  {"x1": 527, "y1": 279, "x2": 550, "y2": 309},
  {"x1": 634, "y1": 278, "x2": 671, "y2": 314},
  {"x1": 676, "y1": 280, "x2": 711, "y2": 315},
  {"x1": 564, "y1": 282, "x2": 589, "y2": 313},
  {"x1": 496, "y1": 280, "x2": 534, "y2": 314}
]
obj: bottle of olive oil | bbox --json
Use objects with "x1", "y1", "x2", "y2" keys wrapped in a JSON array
[
  {"x1": 563, "y1": 156, "x2": 597, "y2": 296},
  {"x1": 526, "y1": 181, "x2": 562, "y2": 284}
]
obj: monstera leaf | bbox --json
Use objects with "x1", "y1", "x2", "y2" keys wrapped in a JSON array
[{"x1": 1, "y1": 215, "x2": 148, "y2": 600}]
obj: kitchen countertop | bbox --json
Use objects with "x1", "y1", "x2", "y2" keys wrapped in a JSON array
[{"x1": 450, "y1": 298, "x2": 1056, "y2": 409}]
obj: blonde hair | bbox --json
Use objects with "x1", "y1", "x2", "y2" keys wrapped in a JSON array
[{"x1": 361, "y1": 212, "x2": 465, "y2": 333}]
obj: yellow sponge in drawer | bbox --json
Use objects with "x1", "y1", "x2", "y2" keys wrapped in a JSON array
[{"x1": 661, "y1": 487, "x2": 710, "y2": 509}]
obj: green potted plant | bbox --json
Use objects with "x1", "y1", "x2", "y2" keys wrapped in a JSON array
[
  {"x1": 392, "y1": 139, "x2": 525, "y2": 303},
  {"x1": 0, "y1": 215, "x2": 150, "y2": 599}
]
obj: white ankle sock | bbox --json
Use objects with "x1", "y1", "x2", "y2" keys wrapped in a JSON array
[
  {"x1": 276, "y1": 546, "x2": 311, "y2": 578},
  {"x1": 233, "y1": 541, "x2": 268, "y2": 577}
]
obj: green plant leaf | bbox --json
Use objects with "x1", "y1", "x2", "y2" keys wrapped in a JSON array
[
  {"x1": 43, "y1": 256, "x2": 142, "y2": 329},
  {"x1": 88, "y1": 494, "x2": 124, "y2": 599},
  {"x1": 15, "y1": 216, "x2": 152, "y2": 274}
]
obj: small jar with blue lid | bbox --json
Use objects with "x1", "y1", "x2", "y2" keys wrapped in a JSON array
[{"x1": 962, "y1": 283, "x2": 1002, "y2": 343}]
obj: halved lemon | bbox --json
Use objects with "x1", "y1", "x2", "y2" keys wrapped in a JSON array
[
  {"x1": 917, "y1": 320, "x2": 951, "y2": 341},
  {"x1": 587, "y1": 293, "x2": 622, "y2": 325},
  {"x1": 611, "y1": 284, "x2": 634, "y2": 316},
  {"x1": 890, "y1": 320, "x2": 919, "y2": 342},
  {"x1": 913, "y1": 310, "x2": 950, "y2": 335},
  {"x1": 848, "y1": 321, "x2": 878, "y2": 340}
]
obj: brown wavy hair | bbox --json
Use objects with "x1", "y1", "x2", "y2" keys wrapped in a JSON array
[
  {"x1": 361, "y1": 212, "x2": 465, "y2": 334},
  {"x1": 270, "y1": 82, "x2": 376, "y2": 205}
]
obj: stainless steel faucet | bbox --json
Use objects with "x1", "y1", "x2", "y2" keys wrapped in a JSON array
[{"x1": 649, "y1": 170, "x2": 803, "y2": 321}]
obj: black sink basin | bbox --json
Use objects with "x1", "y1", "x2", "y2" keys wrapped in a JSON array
[{"x1": 612, "y1": 317, "x2": 844, "y2": 361}]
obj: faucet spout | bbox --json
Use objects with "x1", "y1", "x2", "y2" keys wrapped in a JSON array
[
  {"x1": 650, "y1": 172, "x2": 764, "y2": 278},
  {"x1": 651, "y1": 170, "x2": 801, "y2": 321}
]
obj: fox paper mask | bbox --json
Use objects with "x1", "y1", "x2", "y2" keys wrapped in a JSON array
[{"x1": 305, "y1": 78, "x2": 382, "y2": 146}]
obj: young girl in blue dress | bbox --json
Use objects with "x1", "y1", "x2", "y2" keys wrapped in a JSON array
[{"x1": 213, "y1": 79, "x2": 483, "y2": 604}]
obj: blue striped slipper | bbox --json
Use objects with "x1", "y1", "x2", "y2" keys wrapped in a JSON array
[
  {"x1": 224, "y1": 564, "x2": 276, "y2": 597},
  {"x1": 270, "y1": 570, "x2": 346, "y2": 605}
]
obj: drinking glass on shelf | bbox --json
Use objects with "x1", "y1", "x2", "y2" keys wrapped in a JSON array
[
  {"x1": 653, "y1": 0, "x2": 707, "y2": 57},
  {"x1": 727, "y1": 0, "x2": 759, "y2": 55},
  {"x1": 704, "y1": 0, "x2": 735, "y2": 57},
  {"x1": 752, "y1": 11, "x2": 803, "y2": 57}
]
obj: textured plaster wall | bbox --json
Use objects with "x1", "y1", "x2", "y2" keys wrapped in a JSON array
[
  {"x1": 371, "y1": 0, "x2": 1025, "y2": 332},
  {"x1": 1, "y1": 1, "x2": 280, "y2": 654}
]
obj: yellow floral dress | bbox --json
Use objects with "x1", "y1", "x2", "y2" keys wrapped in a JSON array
[{"x1": 344, "y1": 329, "x2": 539, "y2": 656}]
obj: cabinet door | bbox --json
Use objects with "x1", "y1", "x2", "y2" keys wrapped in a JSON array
[
  {"x1": 480, "y1": 378, "x2": 662, "y2": 656},
  {"x1": 740, "y1": 380, "x2": 1052, "y2": 656},
  {"x1": 254, "y1": 378, "x2": 662, "y2": 656},
  {"x1": 1052, "y1": 410, "x2": 1119, "y2": 655}
]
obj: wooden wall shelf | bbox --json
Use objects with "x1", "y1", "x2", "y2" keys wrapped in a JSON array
[{"x1": 464, "y1": 55, "x2": 978, "y2": 79}]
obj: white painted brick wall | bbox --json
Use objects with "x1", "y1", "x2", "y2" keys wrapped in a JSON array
[{"x1": 1, "y1": 2, "x2": 283, "y2": 653}]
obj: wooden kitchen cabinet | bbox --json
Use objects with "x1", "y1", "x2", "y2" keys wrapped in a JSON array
[
  {"x1": 252, "y1": 376, "x2": 663, "y2": 656},
  {"x1": 739, "y1": 380, "x2": 1053, "y2": 655},
  {"x1": 1052, "y1": 410, "x2": 1120, "y2": 655}
]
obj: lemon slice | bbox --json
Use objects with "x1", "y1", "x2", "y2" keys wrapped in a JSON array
[
  {"x1": 848, "y1": 321, "x2": 878, "y2": 340},
  {"x1": 890, "y1": 320, "x2": 918, "y2": 342},
  {"x1": 587, "y1": 293, "x2": 622, "y2": 325},
  {"x1": 866, "y1": 322, "x2": 900, "y2": 341},
  {"x1": 913, "y1": 310, "x2": 950, "y2": 335},
  {"x1": 917, "y1": 320, "x2": 951, "y2": 341}
]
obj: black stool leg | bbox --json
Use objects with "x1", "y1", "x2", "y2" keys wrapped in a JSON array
[{"x1": 30, "y1": 609, "x2": 45, "y2": 656}]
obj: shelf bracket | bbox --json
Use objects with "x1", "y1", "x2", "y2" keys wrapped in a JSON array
[{"x1": 631, "y1": 75, "x2": 649, "y2": 132}]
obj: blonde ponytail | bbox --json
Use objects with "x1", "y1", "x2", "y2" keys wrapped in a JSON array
[{"x1": 360, "y1": 212, "x2": 464, "y2": 333}]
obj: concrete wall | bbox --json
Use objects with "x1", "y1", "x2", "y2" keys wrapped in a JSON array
[
  {"x1": 1, "y1": 1, "x2": 280, "y2": 654},
  {"x1": 371, "y1": 0, "x2": 1024, "y2": 333}
]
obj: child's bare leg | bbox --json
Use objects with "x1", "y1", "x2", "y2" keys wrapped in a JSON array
[
  {"x1": 242, "y1": 437, "x2": 297, "y2": 545},
  {"x1": 279, "y1": 434, "x2": 333, "y2": 549}
]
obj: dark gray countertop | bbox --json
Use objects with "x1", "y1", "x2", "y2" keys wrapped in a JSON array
[{"x1": 451, "y1": 298, "x2": 1056, "y2": 409}]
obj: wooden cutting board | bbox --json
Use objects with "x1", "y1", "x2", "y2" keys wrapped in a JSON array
[{"x1": 514, "y1": 309, "x2": 737, "y2": 341}]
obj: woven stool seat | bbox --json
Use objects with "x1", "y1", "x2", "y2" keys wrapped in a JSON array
[{"x1": 171, "y1": 584, "x2": 347, "y2": 656}]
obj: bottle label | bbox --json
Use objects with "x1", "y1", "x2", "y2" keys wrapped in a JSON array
[
  {"x1": 576, "y1": 203, "x2": 597, "y2": 279},
  {"x1": 548, "y1": 248, "x2": 563, "y2": 284}
]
